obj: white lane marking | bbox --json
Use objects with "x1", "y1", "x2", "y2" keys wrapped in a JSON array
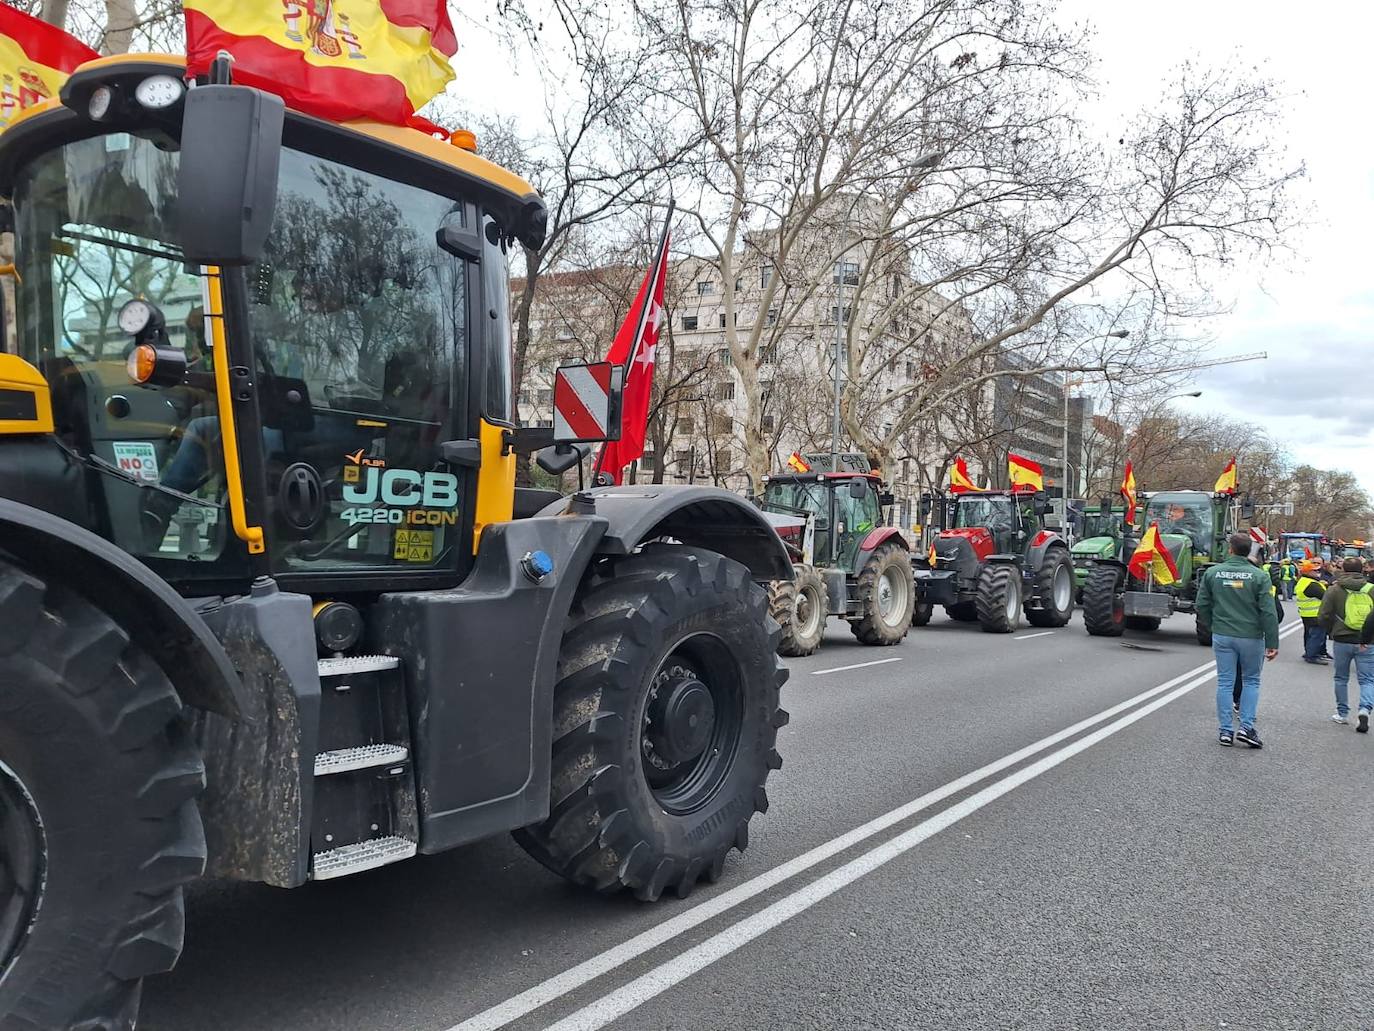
[
  {"x1": 542, "y1": 625, "x2": 1302, "y2": 1031},
  {"x1": 1014, "y1": 631, "x2": 1054, "y2": 640},
  {"x1": 809, "y1": 657, "x2": 903, "y2": 676},
  {"x1": 447, "y1": 627, "x2": 1297, "y2": 1031}
]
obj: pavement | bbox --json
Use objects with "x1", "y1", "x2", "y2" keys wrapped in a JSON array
[{"x1": 141, "y1": 606, "x2": 1374, "y2": 1031}]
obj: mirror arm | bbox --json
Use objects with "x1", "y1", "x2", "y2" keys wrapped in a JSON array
[{"x1": 503, "y1": 425, "x2": 554, "y2": 456}]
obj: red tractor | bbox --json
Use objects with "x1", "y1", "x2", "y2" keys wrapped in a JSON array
[
  {"x1": 913, "y1": 488, "x2": 1075, "y2": 633},
  {"x1": 760, "y1": 469, "x2": 915, "y2": 655}
]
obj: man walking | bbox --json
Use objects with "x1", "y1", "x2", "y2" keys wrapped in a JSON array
[
  {"x1": 1280, "y1": 555, "x2": 1297, "y2": 599},
  {"x1": 1198, "y1": 531, "x2": 1280, "y2": 748},
  {"x1": 1317, "y1": 557, "x2": 1374, "y2": 732},
  {"x1": 1295, "y1": 560, "x2": 1329, "y2": 664}
]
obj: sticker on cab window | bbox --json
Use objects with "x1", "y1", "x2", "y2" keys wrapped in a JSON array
[
  {"x1": 393, "y1": 528, "x2": 434, "y2": 562},
  {"x1": 112, "y1": 441, "x2": 159, "y2": 482}
]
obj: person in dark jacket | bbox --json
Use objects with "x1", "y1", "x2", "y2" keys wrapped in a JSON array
[
  {"x1": 1294, "y1": 560, "x2": 1329, "y2": 664},
  {"x1": 1317, "y1": 558, "x2": 1374, "y2": 732},
  {"x1": 1198, "y1": 532, "x2": 1280, "y2": 748}
]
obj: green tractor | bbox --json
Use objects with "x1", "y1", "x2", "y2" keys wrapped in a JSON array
[
  {"x1": 1081, "y1": 490, "x2": 1253, "y2": 642},
  {"x1": 1070, "y1": 503, "x2": 1129, "y2": 602}
]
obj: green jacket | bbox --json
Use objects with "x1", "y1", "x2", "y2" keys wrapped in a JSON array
[
  {"x1": 1197, "y1": 555, "x2": 1280, "y2": 648},
  {"x1": 1316, "y1": 575, "x2": 1374, "y2": 646}
]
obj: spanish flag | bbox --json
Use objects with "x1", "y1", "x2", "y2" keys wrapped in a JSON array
[
  {"x1": 1214, "y1": 456, "x2": 1237, "y2": 495},
  {"x1": 1120, "y1": 461, "x2": 1137, "y2": 524},
  {"x1": 0, "y1": 5, "x2": 98, "y2": 134},
  {"x1": 948, "y1": 456, "x2": 980, "y2": 494},
  {"x1": 927, "y1": 541, "x2": 938, "y2": 567},
  {"x1": 1008, "y1": 452, "x2": 1043, "y2": 493},
  {"x1": 1128, "y1": 521, "x2": 1180, "y2": 586},
  {"x1": 786, "y1": 451, "x2": 811, "y2": 473},
  {"x1": 184, "y1": 0, "x2": 457, "y2": 128}
]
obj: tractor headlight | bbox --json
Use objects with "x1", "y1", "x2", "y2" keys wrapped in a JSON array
[
  {"x1": 117, "y1": 298, "x2": 154, "y2": 336},
  {"x1": 134, "y1": 74, "x2": 184, "y2": 110},
  {"x1": 88, "y1": 85, "x2": 114, "y2": 121}
]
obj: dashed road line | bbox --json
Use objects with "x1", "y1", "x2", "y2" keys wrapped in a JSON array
[{"x1": 809, "y1": 657, "x2": 904, "y2": 676}]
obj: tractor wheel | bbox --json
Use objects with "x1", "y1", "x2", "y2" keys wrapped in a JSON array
[
  {"x1": 1026, "y1": 549, "x2": 1075, "y2": 628},
  {"x1": 1082, "y1": 564, "x2": 1126, "y2": 637},
  {"x1": 513, "y1": 545, "x2": 787, "y2": 901},
  {"x1": 911, "y1": 601, "x2": 934, "y2": 627},
  {"x1": 975, "y1": 563, "x2": 1022, "y2": 634},
  {"x1": 945, "y1": 602, "x2": 979, "y2": 623},
  {"x1": 768, "y1": 564, "x2": 826, "y2": 657},
  {"x1": 1196, "y1": 617, "x2": 1213, "y2": 646},
  {"x1": 849, "y1": 544, "x2": 915, "y2": 646},
  {"x1": 0, "y1": 558, "x2": 206, "y2": 1031},
  {"x1": 1124, "y1": 615, "x2": 1162, "y2": 632}
]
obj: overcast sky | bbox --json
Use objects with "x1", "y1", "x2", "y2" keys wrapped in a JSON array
[{"x1": 452, "y1": 0, "x2": 1373, "y2": 495}]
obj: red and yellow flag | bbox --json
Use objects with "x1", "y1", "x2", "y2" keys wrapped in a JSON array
[
  {"x1": 184, "y1": 0, "x2": 457, "y2": 128},
  {"x1": 786, "y1": 451, "x2": 811, "y2": 473},
  {"x1": 1120, "y1": 461, "x2": 1137, "y2": 524},
  {"x1": 1008, "y1": 452, "x2": 1043, "y2": 493},
  {"x1": 948, "y1": 456, "x2": 980, "y2": 494},
  {"x1": 0, "y1": 5, "x2": 98, "y2": 133},
  {"x1": 1214, "y1": 456, "x2": 1237, "y2": 494},
  {"x1": 927, "y1": 541, "x2": 938, "y2": 567},
  {"x1": 1128, "y1": 521, "x2": 1180, "y2": 586}
]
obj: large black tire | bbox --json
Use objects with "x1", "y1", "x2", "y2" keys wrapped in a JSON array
[
  {"x1": 513, "y1": 545, "x2": 787, "y2": 901},
  {"x1": 975, "y1": 563, "x2": 1022, "y2": 633},
  {"x1": 1196, "y1": 617, "x2": 1213, "y2": 646},
  {"x1": 0, "y1": 559, "x2": 206, "y2": 1031},
  {"x1": 768, "y1": 564, "x2": 826, "y2": 657},
  {"x1": 1026, "y1": 549, "x2": 1075, "y2": 628},
  {"x1": 1082, "y1": 564, "x2": 1125, "y2": 637},
  {"x1": 1124, "y1": 615, "x2": 1162, "y2": 632},
  {"x1": 849, "y1": 544, "x2": 914, "y2": 646},
  {"x1": 911, "y1": 601, "x2": 934, "y2": 627},
  {"x1": 945, "y1": 601, "x2": 978, "y2": 623}
]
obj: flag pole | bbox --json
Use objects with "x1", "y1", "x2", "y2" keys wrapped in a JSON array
[{"x1": 593, "y1": 197, "x2": 676, "y2": 485}]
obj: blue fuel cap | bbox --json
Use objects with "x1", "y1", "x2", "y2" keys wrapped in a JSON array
[{"x1": 521, "y1": 549, "x2": 555, "y2": 582}]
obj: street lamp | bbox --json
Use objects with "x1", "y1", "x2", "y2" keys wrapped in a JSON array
[
  {"x1": 1061, "y1": 330, "x2": 1129, "y2": 518},
  {"x1": 1164, "y1": 390, "x2": 1203, "y2": 402}
]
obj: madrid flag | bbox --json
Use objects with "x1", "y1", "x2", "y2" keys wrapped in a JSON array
[
  {"x1": 0, "y1": 5, "x2": 97, "y2": 133},
  {"x1": 1120, "y1": 461, "x2": 1137, "y2": 524},
  {"x1": 1128, "y1": 521, "x2": 1181, "y2": 586},
  {"x1": 1008, "y1": 452, "x2": 1044, "y2": 493},
  {"x1": 596, "y1": 237, "x2": 671, "y2": 485},
  {"x1": 948, "y1": 456, "x2": 980, "y2": 494},
  {"x1": 184, "y1": 0, "x2": 456, "y2": 127}
]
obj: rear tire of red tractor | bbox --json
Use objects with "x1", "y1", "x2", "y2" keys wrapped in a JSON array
[
  {"x1": 1026, "y1": 549, "x2": 1075, "y2": 628},
  {"x1": 975, "y1": 563, "x2": 1022, "y2": 633},
  {"x1": 769, "y1": 564, "x2": 826, "y2": 657},
  {"x1": 945, "y1": 601, "x2": 979, "y2": 622},
  {"x1": 513, "y1": 545, "x2": 788, "y2": 902},
  {"x1": 849, "y1": 544, "x2": 915, "y2": 646},
  {"x1": 0, "y1": 558, "x2": 206, "y2": 1031},
  {"x1": 1082, "y1": 564, "x2": 1126, "y2": 637}
]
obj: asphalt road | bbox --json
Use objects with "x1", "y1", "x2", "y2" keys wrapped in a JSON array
[{"x1": 141, "y1": 605, "x2": 1373, "y2": 1031}]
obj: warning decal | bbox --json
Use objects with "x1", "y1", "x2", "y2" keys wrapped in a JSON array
[{"x1": 393, "y1": 528, "x2": 435, "y2": 563}]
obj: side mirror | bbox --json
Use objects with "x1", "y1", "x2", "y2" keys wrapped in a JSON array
[
  {"x1": 552, "y1": 361, "x2": 623, "y2": 444},
  {"x1": 536, "y1": 442, "x2": 590, "y2": 475},
  {"x1": 177, "y1": 85, "x2": 283, "y2": 266},
  {"x1": 1033, "y1": 496, "x2": 1050, "y2": 516},
  {"x1": 879, "y1": 491, "x2": 895, "y2": 508},
  {"x1": 1241, "y1": 494, "x2": 1256, "y2": 520},
  {"x1": 847, "y1": 478, "x2": 869, "y2": 500}
]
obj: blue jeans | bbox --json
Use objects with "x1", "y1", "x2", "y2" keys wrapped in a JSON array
[
  {"x1": 1303, "y1": 620, "x2": 1328, "y2": 661},
  {"x1": 1214, "y1": 634, "x2": 1264, "y2": 732},
  {"x1": 1331, "y1": 641, "x2": 1374, "y2": 717}
]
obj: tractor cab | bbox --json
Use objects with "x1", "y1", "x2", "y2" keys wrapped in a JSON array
[
  {"x1": 947, "y1": 489, "x2": 1044, "y2": 555},
  {"x1": 760, "y1": 471, "x2": 886, "y2": 569},
  {"x1": 1141, "y1": 491, "x2": 1220, "y2": 562}
]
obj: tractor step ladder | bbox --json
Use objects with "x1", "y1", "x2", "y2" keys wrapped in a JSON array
[{"x1": 310, "y1": 655, "x2": 419, "y2": 880}]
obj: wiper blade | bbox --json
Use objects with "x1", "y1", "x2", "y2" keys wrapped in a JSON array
[{"x1": 53, "y1": 437, "x2": 221, "y2": 510}]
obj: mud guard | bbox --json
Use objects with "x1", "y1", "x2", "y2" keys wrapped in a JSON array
[
  {"x1": 0, "y1": 497, "x2": 246, "y2": 718},
  {"x1": 852, "y1": 526, "x2": 909, "y2": 573}
]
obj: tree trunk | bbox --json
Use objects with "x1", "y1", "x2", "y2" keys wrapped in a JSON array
[
  {"x1": 40, "y1": 0, "x2": 70, "y2": 27},
  {"x1": 103, "y1": 0, "x2": 137, "y2": 55}
]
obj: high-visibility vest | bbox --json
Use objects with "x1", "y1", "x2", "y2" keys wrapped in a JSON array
[
  {"x1": 1295, "y1": 576, "x2": 1323, "y2": 618},
  {"x1": 1281, "y1": 563, "x2": 1296, "y2": 582}
]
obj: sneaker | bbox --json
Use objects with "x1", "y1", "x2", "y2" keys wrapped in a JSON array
[
  {"x1": 1303, "y1": 657, "x2": 1329, "y2": 665},
  {"x1": 1218, "y1": 730, "x2": 1234, "y2": 747},
  {"x1": 1235, "y1": 727, "x2": 1263, "y2": 749},
  {"x1": 1359, "y1": 710, "x2": 1370, "y2": 734},
  {"x1": 1331, "y1": 713, "x2": 1350, "y2": 725}
]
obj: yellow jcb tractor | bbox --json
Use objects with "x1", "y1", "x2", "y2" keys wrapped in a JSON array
[{"x1": 0, "y1": 53, "x2": 790, "y2": 1030}]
